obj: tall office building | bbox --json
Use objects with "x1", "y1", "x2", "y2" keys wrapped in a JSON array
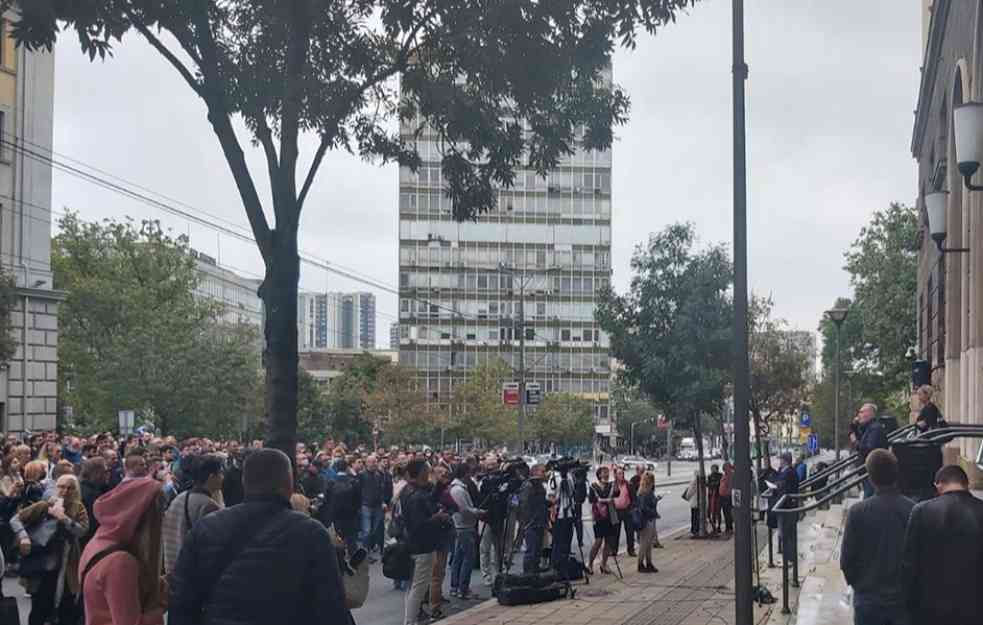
[
  {"x1": 0, "y1": 17, "x2": 59, "y2": 432},
  {"x1": 389, "y1": 321, "x2": 400, "y2": 350},
  {"x1": 192, "y1": 250, "x2": 263, "y2": 327},
  {"x1": 396, "y1": 68, "x2": 614, "y2": 427},
  {"x1": 299, "y1": 291, "x2": 375, "y2": 350}
]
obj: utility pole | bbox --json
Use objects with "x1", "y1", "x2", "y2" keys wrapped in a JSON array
[
  {"x1": 731, "y1": 1, "x2": 754, "y2": 624},
  {"x1": 517, "y1": 273, "x2": 526, "y2": 455}
]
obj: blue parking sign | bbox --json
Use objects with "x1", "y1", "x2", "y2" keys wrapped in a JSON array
[
  {"x1": 807, "y1": 433, "x2": 818, "y2": 454},
  {"x1": 799, "y1": 412, "x2": 812, "y2": 428}
]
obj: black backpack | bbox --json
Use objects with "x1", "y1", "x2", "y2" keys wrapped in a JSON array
[{"x1": 331, "y1": 476, "x2": 359, "y2": 520}]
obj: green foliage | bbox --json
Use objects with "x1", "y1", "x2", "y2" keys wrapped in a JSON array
[
  {"x1": 840, "y1": 202, "x2": 919, "y2": 396},
  {"x1": 296, "y1": 369, "x2": 331, "y2": 445},
  {"x1": 6, "y1": 0, "x2": 700, "y2": 457},
  {"x1": 0, "y1": 268, "x2": 18, "y2": 368},
  {"x1": 450, "y1": 360, "x2": 518, "y2": 445},
  {"x1": 54, "y1": 212, "x2": 262, "y2": 437},
  {"x1": 530, "y1": 393, "x2": 593, "y2": 448},
  {"x1": 596, "y1": 222, "x2": 733, "y2": 431},
  {"x1": 749, "y1": 295, "x2": 812, "y2": 443},
  {"x1": 815, "y1": 203, "x2": 919, "y2": 425},
  {"x1": 364, "y1": 362, "x2": 433, "y2": 445}
]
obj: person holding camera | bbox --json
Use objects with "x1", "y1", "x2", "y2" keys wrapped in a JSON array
[
  {"x1": 401, "y1": 459, "x2": 451, "y2": 625},
  {"x1": 547, "y1": 460, "x2": 587, "y2": 570},
  {"x1": 477, "y1": 454, "x2": 506, "y2": 586},
  {"x1": 518, "y1": 464, "x2": 549, "y2": 573}
]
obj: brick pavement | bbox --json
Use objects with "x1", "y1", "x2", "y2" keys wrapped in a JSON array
[{"x1": 440, "y1": 527, "x2": 776, "y2": 625}]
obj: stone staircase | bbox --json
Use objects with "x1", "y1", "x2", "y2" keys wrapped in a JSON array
[{"x1": 760, "y1": 496, "x2": 859, "y2": 625}]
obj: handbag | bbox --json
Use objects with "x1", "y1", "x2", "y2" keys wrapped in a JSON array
[
  {"x1": 382, "y1": 542, "x2": 413, "y2": 580},
  {"x1": 614, "y1": 484, "x2": 631, "y2": 511}
]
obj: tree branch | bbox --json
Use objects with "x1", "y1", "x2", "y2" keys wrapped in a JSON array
[
  {"x1": 189, "y1": 5, "x2": 273, "y2": 260},
  {"x1": 125, "y1": 13, "x2": 203, "y2": 97},
  {"x1": 296, "y1": 7, "x2": 437, "y2": 212}
]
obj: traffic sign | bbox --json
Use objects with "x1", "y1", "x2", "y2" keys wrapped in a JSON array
[
  {"x1": 525, "y1": 383, "x2": 542, "y2": 405},
  {"x1": 807, "y1": 433, "x2": 819, "y2": 454},
  {"x1": 118, "y1": 410, "x2": 136, "y2": 435},
  {"x1": 799, "y1": 412, "x2": 812, "y2": 428},
  {"x1": 657, "y1": 415, "x2": 670, "y2": 431},
  {"x1": 799, "y1": 426, "x2": 811, "y2": 444},
  {"x1": 502, "y1": 383, "x2": 520, "y2": 406}
]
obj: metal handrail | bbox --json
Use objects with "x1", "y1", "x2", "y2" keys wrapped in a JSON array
[
  {"x1": 790, "y1": 464, "x2": 866, "y2": 501},
  {"x1": 772, "y1": 471, "x2": 867, "y2": 515},
  {"x1": 800, "y1": 424, "x2": 917, "y2": 489}
]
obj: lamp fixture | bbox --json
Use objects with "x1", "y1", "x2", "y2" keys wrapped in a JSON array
[
  {"x1": 953, "y1": 102, "x2": 983, "y2": 191},
  {"x1": 824, "y1": 307, "x2": 849, "y2": 325},
  {"x1": 925, "y1": 190, "x2": 969, "y2": 254}
]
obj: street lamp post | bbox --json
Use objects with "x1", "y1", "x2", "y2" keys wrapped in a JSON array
[
  {"x1": 731, "y1": 2, "x2": 754, "y2": 623},
  {"x1": 825, "y1": 307, "x2": 849, "y2": 461}
]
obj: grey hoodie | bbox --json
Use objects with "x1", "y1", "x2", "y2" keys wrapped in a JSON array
[{"x1": 450, "y1": 479, "x2": 481, "y2": 530}]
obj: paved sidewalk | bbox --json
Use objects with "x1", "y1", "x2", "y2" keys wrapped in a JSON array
[{"x1": 440, "y1": 527, "x2": 776, "y2": 625}]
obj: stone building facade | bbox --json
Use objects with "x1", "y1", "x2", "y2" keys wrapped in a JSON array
[
  {"x1": 912, "y1": 0, "x2": 983, "y2": 483},
  {"x1": 0, "y1": 14, "x2": 60, "y2": 432}
]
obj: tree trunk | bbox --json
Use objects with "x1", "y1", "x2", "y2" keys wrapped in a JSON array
[
  {"x1": 719, "y1": 416, "x2": 730, "y2": 464},
  {"x1": 693, "y1": 416, "x2": 707, "y2": 538},
  {"x1": 261, "y1": 229, "x2": 300, "y2": 463},
  {"x1": 752, "y1": 409, "x2": 765, "y2": 472}
]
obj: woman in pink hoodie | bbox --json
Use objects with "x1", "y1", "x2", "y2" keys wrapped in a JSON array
[{"x1": 79, "y1": 477, "x2": 167, "y2": 625}]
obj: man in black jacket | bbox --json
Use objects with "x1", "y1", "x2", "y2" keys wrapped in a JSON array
[
  {"x1": 331, "y1": 459, "x2": 363, "y2": 554},
  {"x1": 518, "y1": 464, "x2": 548, "y2": 573},
  {"x1": 359, "y1": 454, "x2": 386, "y2": 556},
  {"x1": 169, "y1": 448, "x2": 352, "y2": 625},
  {"x1": 902, "y1": 465, "x2": 983, "y2": 625},
  {"x1": 401, "y1": 459, "x2": 450, "y2": 625},
  {"x1": 857, "y1": 403, "x2": 888, "y2": 498},
  {"x1": 840, "y1": 449, "x2": 914, "y2": 625}
]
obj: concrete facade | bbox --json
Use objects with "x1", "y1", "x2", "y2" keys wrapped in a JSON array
[
  {"x1": 912, "y1": 0, "x2": 983, "y2": 484},
  {"x1": 192, "y1": 250, "x2": 264, "y2": 327},
  {"x1": 0, "y1": 15, "x2": 61, "y2": 432}
]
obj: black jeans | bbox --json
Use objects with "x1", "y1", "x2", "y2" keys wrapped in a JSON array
[
  {"x1": 622, "y1": 515, "x2": 636, "y2": 553},
  {"x1": 29, "y1": 569, "x2": 78, "y2": 625},
  {"x1": 721, "y1": 495, "x2": 734, "y2": 532},
  {"x1": 523, "y1": 526, "x2": 544, "y2": 573},
  {"x1": 551, "y1": 518, "x2": 574, "y2": 567},
  {"x1": 690, "y1": 508, "x2": 700, "y2": 535}
]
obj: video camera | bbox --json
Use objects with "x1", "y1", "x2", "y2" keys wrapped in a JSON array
[{"x1": 547, "y1": 457, "x2": 589, "y2": 479}]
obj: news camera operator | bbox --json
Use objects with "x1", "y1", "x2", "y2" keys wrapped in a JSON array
[
  {"x1": 518, "y1": 464, "x2": 549, "y2": 573},
  {"x1": 477, "y1": 455, "x2": 512, "y2": 585},
  {"x1": 547, "y1": 458, "x2": 588, "y2": 570}
]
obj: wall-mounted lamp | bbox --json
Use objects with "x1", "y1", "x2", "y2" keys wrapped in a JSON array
[
  {"x1": 954, "y1": 102, "x2": 983, "y2": 191},
  {"x1": 925, "y1": 190, "x2": 969, "y2": 254}
]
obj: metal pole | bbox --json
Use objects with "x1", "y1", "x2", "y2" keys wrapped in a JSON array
[
  {"x1": 667, "y1": 418, "x2": 673, "y2": 477},
  {"x1": 630, "y1": 421, "x2": 635, "y2": 456},
  {"x1": 781, "y1": 539, "x2": 790, "y2": 614},
  {"x1": 731, "y1": 2, "x2": 754, "y2": 623},
  {"x1": 834, "y1": 324, "x2": 841, "y2": 461},
  {"x1": 768, "y1": 527, "x2": 775, "y2": 567},
  {"x1": 518, "y1": 274, "x2": 526, "y2": 454}
]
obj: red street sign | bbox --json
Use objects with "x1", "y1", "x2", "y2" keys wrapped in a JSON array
[
  {"x1": 502, "y1": 383, "x2": 520, "y2": 406},
  {"x1": 657, "y1": 415, "x2": 669, "y2": 430}
]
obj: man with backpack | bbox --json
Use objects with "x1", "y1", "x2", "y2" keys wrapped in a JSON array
[
  {"x1": 169, "y1": 448, "x2": 352, "y2": 625},
  {"x1": 162, "y1": 454, "x2": 225, "y2": 576}
]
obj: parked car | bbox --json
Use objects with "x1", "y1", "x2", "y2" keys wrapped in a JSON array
[{"x1": 619, "y1": 455, "x2": 657, "y2": 472}]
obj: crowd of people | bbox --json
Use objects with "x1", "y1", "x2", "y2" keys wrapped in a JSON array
[{"x1": 0, "y1": 430, "x2": 673, "y2": 625}]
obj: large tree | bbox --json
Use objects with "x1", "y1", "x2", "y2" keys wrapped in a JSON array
[
  {"x1": 596, "y1": 222, "x2": 732, "y2": 534},
  {"x1": 54, "y1": 212, "x2": 262, "y2": 436},
  {"x1": 450, "y1": 360, "x2": 518, "y2": 447},
  {"x1": 748, "y1": 295, "x2": 812, "y2": 467},
  {"x1": 842, "y1": 202, "x2": 918, "y2": 394},
  {"x1": 7, "y1": 0, "x2": 698, "y2": 458},
  {"x1": 529, "y1": 393, "x2": 593, "y2": 453}
]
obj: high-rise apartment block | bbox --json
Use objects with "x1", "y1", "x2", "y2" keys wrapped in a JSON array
[
  {"x1": 299, "y1": 291, "x2": 376, "y2": 350},
  {"x1": 396, "y1": 69, "x2": 614, "y2": 427},
  {"x1": 0, "y1": 17, "x2": 59, "y2": 432}
]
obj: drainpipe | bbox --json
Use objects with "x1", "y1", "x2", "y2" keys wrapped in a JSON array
[{"x1": 22, "y1": 293, "x2": 27, "y2": 432}]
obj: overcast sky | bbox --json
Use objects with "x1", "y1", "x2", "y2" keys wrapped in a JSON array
[{"x1": 49, "y1": 1, "x2": 921, "y2": 347}]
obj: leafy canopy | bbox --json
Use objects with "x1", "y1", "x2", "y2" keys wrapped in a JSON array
[
  {"x1": 8, "y1": 0, "x2": 698, "y2": 234},
  {"x1": 596, "y1": 222, "x2": 733, "y2": 426},
  {"x1": 53, "y1": 212, "x2": 262, "y2": 436}
]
